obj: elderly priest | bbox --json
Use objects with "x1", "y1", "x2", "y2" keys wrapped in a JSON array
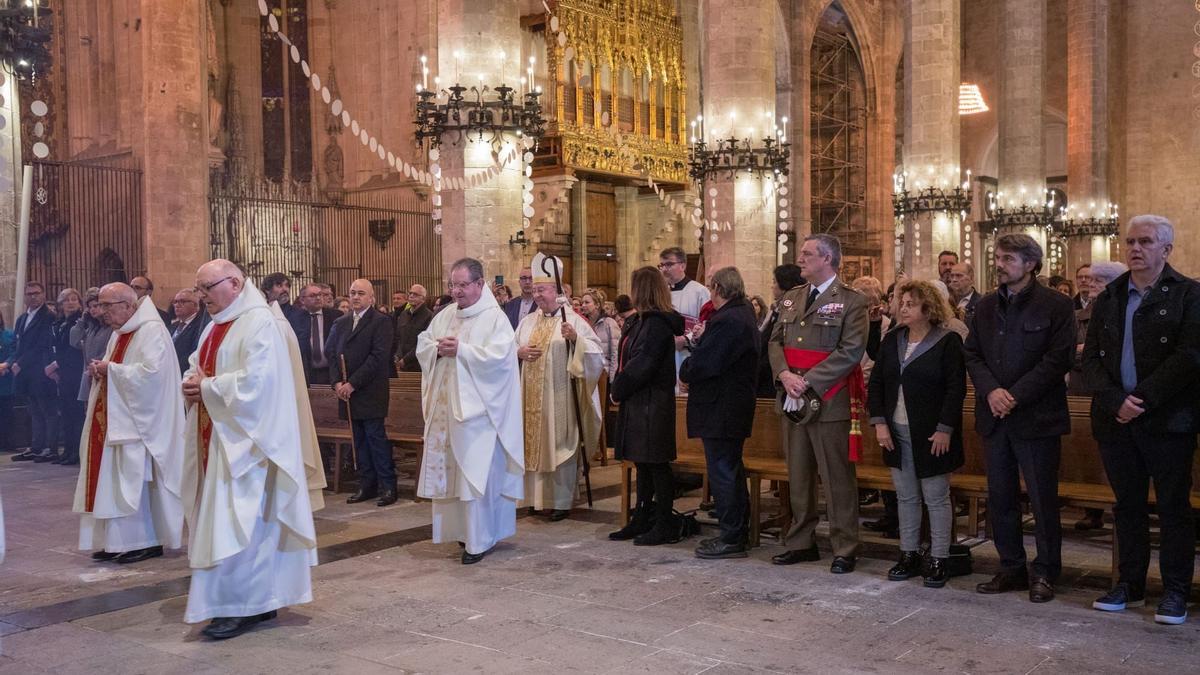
[
  {"x1": 181, "y1": 260, "x2": 318, "y2": 640},
  {"x1": 416, "y1": 257, "x2": 525, "y2": 564},
  {"x1": 73, "y1": 283, "x2": 184, "y2": 565},
  {"x1": 515, "y1": 252, "x2": 604, "y2": 521}
]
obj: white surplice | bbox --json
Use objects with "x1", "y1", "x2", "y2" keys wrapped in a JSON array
[
  {"x1": 269, "y1": 301, "x2": 328, "y2": 511},
  {"x1": 182, "y1": 286, "x2": 317, "y2": 623},
  {"x1": 72, "y1": 297, "x2": 184, "y2": 553},
  {"x1": 415, "y1": 287, "x2": 524, "y2": 555},
  {"x1": 515, "y1": 308, "x2": 604, "y2": 510}
]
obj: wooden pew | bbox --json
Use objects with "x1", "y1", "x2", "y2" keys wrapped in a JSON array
[
  {"x1": 618, "y1": 392, "x2": 1200, "y2": 577},
  {"x1": 309, "y1": 373, "x2": 425, "y2": 494}
]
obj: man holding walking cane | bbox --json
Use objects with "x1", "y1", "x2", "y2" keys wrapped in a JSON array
[{"x1": 328, "y1": 279, "x2": 396, "y2": 507}]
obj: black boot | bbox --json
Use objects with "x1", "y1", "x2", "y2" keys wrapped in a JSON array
[
  {"x1": 923, "y1": 557, "x2": 948, "y2": 588},
  {"x1": 633, "y1": 513, "x2": 680, "y2": 546},
  {"x1": 608, "y1": 503, "x2": 655, "y2": 541},
  {"x1": 887, "y1": 550, "x2": 923, "y2": 581}
]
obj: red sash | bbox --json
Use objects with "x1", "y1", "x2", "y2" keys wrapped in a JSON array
[
  {"x1": 83, "y1": 330, "x2": 137, "y2": 512},
  {"x1": 783, "y1": 347, "x2": 866, "y2": 462},
  {"x1": 196, "y1": 321, "x2": 234, "y2": 478}
]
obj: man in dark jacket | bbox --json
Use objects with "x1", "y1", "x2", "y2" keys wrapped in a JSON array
[
  {"x1": 964, "y1": 233, "x2": 1075, "y2": 603},
  {"x1": 2, "y1": 281, "x2": 58, "y2": 462},
  {"x1": 1083, "y1": 215, "x2": 1200, "y2": 625},
  {"x1": 393, "y1": 284, "x2": 433, "y2": 372},
  {"x1": 328, "y1": 279, "x2": 396, "y2": 506},
  {"x1": 291, "y1": 283, "x2": 341, "y2": 385},
  {"x1": 681, "y1": 267, "x2": 759, "y2": 559},
  {"x1": 756, "y1": 264, "x2": 804, "y2": 398},
  {"x1": 169, "y1": 288, "x2": 209, "y2": 378}
]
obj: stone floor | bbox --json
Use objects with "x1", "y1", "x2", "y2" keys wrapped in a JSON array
[{"x1": 0, "y1": 454, "x2": 1197, "y2": 674}]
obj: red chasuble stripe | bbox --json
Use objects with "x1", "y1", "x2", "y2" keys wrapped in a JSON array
[
  {"x1": 782, "y1": 346, "x2": 866, "y2": 462},
  {"x1": 84, "y1": 330, "x2": 137, "y2": 512},
  {"x1": 196, "y1": 321, "x2": 234, "y2": 478}
]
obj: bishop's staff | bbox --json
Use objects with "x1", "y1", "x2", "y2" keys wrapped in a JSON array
[
  {"x1": 538, "y1": 255, "x2": 594, "y2": 507},
  {"x1": 338, "y1": 354, "x2": 357, "y2": 472}
]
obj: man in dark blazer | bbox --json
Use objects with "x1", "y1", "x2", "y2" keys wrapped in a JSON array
[
  {"x1": 1083, "y1": 215, "x2": 1200, "y2": 626},
  {"x1": 948, "y1": 262, "x2": 981, "y2": 325},
  {"x1": 393, "y1": 284, "x2": 433, "y2": 373},
  {"x1": 964, "y1": 234, "x2": 1075, "y2": 603},
  {"x1": 503, "y1": 267, "x2": 536, "y2": 329},
  {"x1": 327, "y1": 279, "x2": 396, "y2": 506},
  {"x1": 291, "y1": 283, "x2": 341, "y2": 385},
  {"x1": 2, "y1": 281, "x2": 58, "y2": 461},
  {"x1": 169, "y1": 288, "x2": 209, "y2": 377},
  {"x1": 681, "y1": 267, "x2": 759, "y2": 559}
]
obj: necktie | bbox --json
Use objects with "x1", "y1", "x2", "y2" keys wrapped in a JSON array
[
  {"x1": 311, "y1": 313, "x2": 326, "y2": 367},
  {"x1": 172, "y1": 321, "x2": 184, "y2": 340},
  {"x1": 352, "y1": 312, "x2": 360, "y2": 331},
  {"x1": 807, "y1": 287, "x2": 820, "y2": 311}
]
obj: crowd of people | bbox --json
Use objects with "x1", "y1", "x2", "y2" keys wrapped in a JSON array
[{"x1": 0, "y1": 212, "x2": 1196, "y2": 639}]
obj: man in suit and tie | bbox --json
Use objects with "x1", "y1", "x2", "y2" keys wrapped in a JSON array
[
  {"x1": 1, "y1": 281, "x2": 60, "y2": 462},
  {"x1": 131, "y1": 275, "x2": 172, "y2": 324},
  {"x1": 168, "y1": 288, "x2": 209, "y2": 377},
  {"x1": 328, "y1": 279, "x2": 396, "y2": 506},
  {"x1": 393, "y1": 284, "x2": 433, "y2": 373},
  {"x1": 502, "y1": 267, "x2": 536, "y2": 329},
  {"x1": 291, "y1": 284, "x2": 341, "y2": 385}
]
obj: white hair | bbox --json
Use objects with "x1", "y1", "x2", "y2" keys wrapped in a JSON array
[
  {"x1": 929, "y1": 279, "x2": 952, "y2": 302},
  {"x1": 1089, "y1": 261, "x2": 1128, "y2": 286},
  {"x1": 1127, "y1": 214, "x2": 1174, "y2": 245}
]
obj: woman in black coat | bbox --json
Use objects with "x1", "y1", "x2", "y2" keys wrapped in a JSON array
[
  {"x1": 608, "y1": 267, "x2": 684, "y2": 545},
  {"x1": 867, "y1": 280, "x2": 966, "y2": 588},
  {"x1": 680, "y1": 267, "x2": 759, "y2": 560},
  {"x1": 48, "y1": 288, "x2": 86, "y2": 465}
]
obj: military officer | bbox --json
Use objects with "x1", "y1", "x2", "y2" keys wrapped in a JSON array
[{"x1": 768, "y1": 233, "x2": 869, "y2": 574}]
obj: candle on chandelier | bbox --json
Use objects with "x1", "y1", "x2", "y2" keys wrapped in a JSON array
[
  {"x1": 454, "y1": 50, "x2": 462, "y2": 83},
  {"x1": 420, "y1": 55, "x2": 428, "y2": 90}
]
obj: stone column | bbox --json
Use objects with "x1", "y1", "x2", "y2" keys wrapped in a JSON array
[
  {"x1": 0, "y1": 68, "x2": 21, "y2": 319},
  {"x1": 570, "y1": 178, "x2": 587, "y2": 291},
  {"x1": 139, "y1": 0, "x2": 210, "y2": 301},
  {"x1": 701, "y1": 0, "x2": 775, "y2": 294},
  {"x1": 435, "y1": 0, "x2": 523, "y2": 280},
  {"x1": 996, "y1": 0, "x2": 1047, "y2": 249},
  {"x1": 900, "y1": 0, "x2": 961, "y2": 280},
  {"x1": 1066, "y1": 0, "x2": 1111, "y2": 268}
]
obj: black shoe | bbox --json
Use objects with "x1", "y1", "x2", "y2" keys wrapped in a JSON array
[
  {"x1": 859, "y1": 490, "x2": 880, "y2": 506},
  {"x1": 633, "y1": 520, "x2": 680, "y2": 547},
  {"x1": 830, "y1": 556, "x2": 857, "y2": 574},
  {"x1": 346, "y1": 489, "x2": 378, "y2": 504},
  {"x1": 376, "y1": 490, "x2": 398, "y2": 507},
  {"x1": 772, "y1": 546, "x2": 820, "y2": 565},
  {"x1": 548, "y1": 509, "x2": 570, "y2": 522},
  {"x1": 694, "y1": 539, "x2": 748, "y2": 559},
  {"x1": 1029, "y1": 577, "x2": 1055, "y2": 603},
  {"x1": 887, "y1": 551, "x2": 922, "y2": 581},
  {"x1": 461, "y1": 547, "x2": 492, "y2": 565},
  {"x1": 1093, "y1": 582, "x2": 1145, "y2": 612},
  {"x1": 923, "y1": 558, "x2": 948, "y2": 588},
  {"x1": 609, "y1": 507, "x2": 655, "y2": 541},
  {"x1": 11, "y1": 449, "x2": 37, "y2": 462},
  {"x1": 976, "y1": 572, "x2": 1029, "y2": 594},
  {"x1": 61, "y1": 458, "x2": 79, "y2": 466},
  {"x1": 1155, "y1": 592, "x2": 1189, "y2": 625},
  {"x1": 51, "y1": 455, "x2": 68, "y2": 465},
  {"x1": 116, "y1": 546, "x2": 164, "y2": 564},
  {"x1": 32, "y1": 449, "x2": 58, "y2": 463},
  {"x1": 201, "y1": 613, "x2": 273, "y2": 640},
  {"x1": 1075, "y1": 510, "x2": 1104, "y2": 531},
  {"x1": 91, "y1": 550, "x2": 120, "y2": 561}
]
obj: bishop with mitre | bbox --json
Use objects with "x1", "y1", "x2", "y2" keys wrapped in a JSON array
[
  {"x1": 515, "y1": 252, "x2": 604, "y2": 521},
  {"x1": 181, "y1": 260, "x2": 318, "y2": 640},
  {"x1": 73, "y1": 283, "x2": 184, "y2": 565},
  {"x1": 416, "y1": 257, "x2": 525, "y2": 565}
]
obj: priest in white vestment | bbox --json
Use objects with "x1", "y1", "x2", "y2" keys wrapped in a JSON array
[
  {"x1": 72, "y1": 284, "x2": 184, "y2": 564},
  {"x1": 269, "y1": 300, "x2": 328, "y2": 510},
  {"x1": 416, "y1": 257, "x2": 524, "y2": 565},
  {"x1": 181, "y1": 260, "x2": 317, "y2": 640},
  {"x1": 515, "y1": 253, "x2": 604, "y2": 519}
]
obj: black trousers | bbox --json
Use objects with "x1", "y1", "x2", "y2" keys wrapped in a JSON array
[
  {"x1": 702, "y1": 437, "x2": 750, "y2": 544},
  {"x1": 58, "y1": 394, "x2": 85, "y2": 462},
  {"x1": 983, "y1": 424, "x2": 1062, "y2": 581},
  {"x1": 352, "y1": 417, "x2": 395, "y2": 493},
  {"x1": 1099, "y1": 426, "x2": 1196, "y2": 595},
  {"x1": 635, "y1": 462, "x2": 674, "y2": 525},
  {"x1": 26, "y1": 386, "x2": 58, "y2": 452}
]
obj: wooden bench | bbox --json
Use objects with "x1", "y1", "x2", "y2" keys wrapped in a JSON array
[
  {"x1": 617, "y1": 392, "x2": 1200, "y2": 579},
  {"x1": 309, "y1": 373, "x2": 425, "y2": 494}
]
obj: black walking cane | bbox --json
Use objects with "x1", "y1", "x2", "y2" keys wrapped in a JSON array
[
  {"x1": 539, "y1": 256, "x2": 593, "y2": 507},
  {"x1": 339, "y1": 354, "x2": 357, "y2": 473}
]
